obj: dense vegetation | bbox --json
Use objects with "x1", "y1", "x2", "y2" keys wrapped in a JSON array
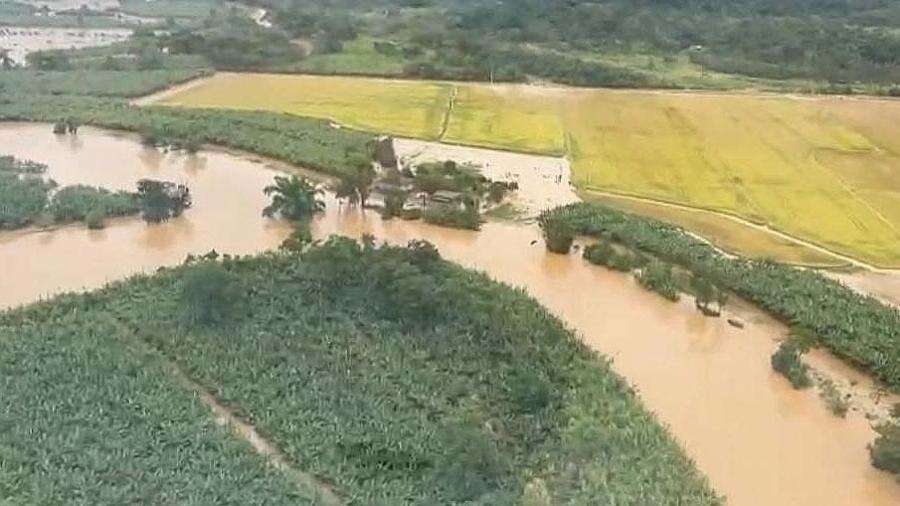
[
  {"x1": 0, "y1": 155, "x2": 140, "y2": 230},
  {"x1": 241, "y1": 0, "x2": 900, "y2": 91},
  {"x1": 0, "y1": 238, "x2": 720, "y2": 504},
  {"x1": 0, "y1": 94, "x2": 374, "y2": 178},
  {"x1": 0, "y1": 290, "x2": 313, "y2": 504},
  {"x1": 0, "y1": 155, "x2": 54, "y2": 229},
  {"x1": 136, "y1": 179, "x2": 192, "y2": 223},
  {"x1": 5, "y1": 0, "x2": 900, "y2": 91},
  {"x1": 539, "y1": 203, "x2": 900, "y2": 390}
]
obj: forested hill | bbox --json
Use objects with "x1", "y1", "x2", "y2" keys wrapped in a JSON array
[{"x1": 239, "y1": 0, "x2": 900, "y2": 91}]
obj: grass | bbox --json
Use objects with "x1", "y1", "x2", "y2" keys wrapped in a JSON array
[
  {"x1": 0, "y1": 240, "x2": 721, "y2": 504},
  {"x1": 155, "y1": 72, "x2": 453, "y2": 139},
  {"x1": 0, "y1": 69, "x2": 211, "y2": 98},
  {"x1": 284, "y1": 37, "x2": 406, "y2": 77},
  {"x1": 150, "y1": 73, "x2": 900, "y2": 266},
  {"x1": 581, "y1": 190, "x2": 845, "y2": 267}
]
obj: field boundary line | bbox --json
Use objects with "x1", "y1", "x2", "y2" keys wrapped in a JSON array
[
  {"x1": 130, "y1": 73, "x2": 219, "y2": 106},
  {"x1": 582, "y1": 188, "x2": 900, "y2": 272},
  {"x1": 438, "y1": 85, "x2": 458, "y2": 140},
  {"x1": 126, "y1": 335, "x2": 345, "y2": 505}
]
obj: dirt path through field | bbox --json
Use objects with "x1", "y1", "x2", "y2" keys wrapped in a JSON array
[
  {"x1": 131, "y1": 74, "x2": 219, "y2": 106},
  {"x1": 438, "y1": 85, "x2": 457, "y2": 139},
  {"x1": 163, "y1": 354, "x2": 344, "y2": 505}
]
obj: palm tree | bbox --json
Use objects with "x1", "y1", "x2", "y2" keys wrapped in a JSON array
[{"x1": 262, "y1": 175, "x2": 325, "y2": 220}]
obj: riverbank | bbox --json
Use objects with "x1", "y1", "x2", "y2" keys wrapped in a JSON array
[
  {"x1": 138, "y1": 71, "x2": 900, "y2": 269},
  {"x1": 1, "y1": 123, "x2": 899, "y2": 504}
]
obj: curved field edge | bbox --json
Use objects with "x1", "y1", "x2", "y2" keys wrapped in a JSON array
[
  {"x1": 580, "y1": 190, "x2": 851, "y2": 269},
  {"x1": 540, "y1": 203, "x2": 900, "y2": 391},
  {"x1": 0, "y1": 240, "x2": 721, "y2": 505}
]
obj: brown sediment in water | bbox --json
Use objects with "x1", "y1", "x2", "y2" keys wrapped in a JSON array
[
  {"x1": 0, "y1": 123, "x2": 293, "y2": 308},
  {"x1": 1, "y1": 123, "x2": 898, "y2": 505}
]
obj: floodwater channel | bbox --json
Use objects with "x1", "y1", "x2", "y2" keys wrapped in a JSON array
[{"x1": 0, "y1": 123, "x2": 898, "y2": 505}]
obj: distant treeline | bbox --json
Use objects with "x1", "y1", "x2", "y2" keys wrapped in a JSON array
[{"x1": 232, "y1": 0, "x2": 900, "y2": 88}]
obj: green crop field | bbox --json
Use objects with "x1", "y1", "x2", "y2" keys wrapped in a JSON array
[
  {"x1": 0, "y1": 241, "x2": 719, "y2": 504},
  {"x1": 150, "y1": 73, "x2": 900, "y2": 267},
  {"x1": 0, "y1": 299, "x2": 310, "y2": 504}
]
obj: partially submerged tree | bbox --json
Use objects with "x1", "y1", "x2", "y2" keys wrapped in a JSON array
[
  {"x1": 538, "y1": 217, "x2": 575, "y2": 254},
  {"x1": 136, "y1": 179, "x2": 192, "y2": 223},
  {"x1": 332, "y1": 154, "x2": 376, "y2": 207},
  {"x1": 262, "y1": 175, "x2": 324, "y2": 220},
  {"x1": 691, "y1": 275, "x2": 727, "y2": 316}
]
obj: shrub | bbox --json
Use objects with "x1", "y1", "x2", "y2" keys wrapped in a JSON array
[
  {"x1": 423, "y1": 204, "x2": 481, "y2": 230},
  {"x1": 771, "y1": 342, "x2": 812, "y2": 389},
  {"x1": 433, "y1": 424, "x2": 509, "y2": 502},
  {"x1": 49, "y1": 185, "x2": 139, "y2": 222},
  {"x1": 870, "y1": 423, "x2": 900, "y2": 475},
  {"x1": 637, "y1": 261, "x2": 680, "y2": 301},
  {"x1": 180, "y1": 263, "x2": 243, "y2": 326},
  {"x1": 85, "y1": 207, "x2": 107, "y2": 230},
  {"x1": 381, "y1": 189, "x2": 408, "y2": 219},
  {"x1": 583, "y1": 241, "x2": 637, "y2": 272},
  {"x1": 137, "y1": 179, "x2": 192, "y2": 223},
  {"x1": 539, "y1": 218, "x2": 575, "y2": 254},
  {"x1": 817, "y1": 378, "x2": 848, "y2": 418}
]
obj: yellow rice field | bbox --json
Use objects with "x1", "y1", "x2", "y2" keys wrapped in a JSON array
[
  {"x1": 581, "y1": 191, "x2": 845, "y2": 267},
  {"x1": 156, "y1": 73, "x2": 453, "y2": 139},
  {"x1": 443, "y1": 85, "x2": 567, "y2": 155},
  {"x1": 150, "y1": 74, "x2": 900, "y2": 267}
]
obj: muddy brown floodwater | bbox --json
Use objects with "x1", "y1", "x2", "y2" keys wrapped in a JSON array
[{"x1": 0, "y1": 123, "x2": 898, "y2": 505}]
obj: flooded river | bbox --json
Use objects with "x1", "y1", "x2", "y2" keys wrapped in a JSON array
[{"x1": 0, "y1": 123, "x2": 898, "y2": 505}]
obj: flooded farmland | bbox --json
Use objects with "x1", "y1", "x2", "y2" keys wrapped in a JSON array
[
  {"x1": 0, "y1": 26, "x2": 131, "y2": 65},
  {"x1": 0, "y1": 123, "x2": 898, "y2": 505}
]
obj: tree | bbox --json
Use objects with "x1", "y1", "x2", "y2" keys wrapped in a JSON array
[
  {"x1": 332, "y1": 155, "x2": 375, "y2": 207},
  {"x1": 691, "y1": 275, "x2": 723, "y2": 316},
  {"x1": 136, "y1": 179, "x2": 192, "y2": 223},
  {"x1": 180, "y1": 263, "x2": 242, "y2": 326},
  {"x1": 262, "y1": 175, "x2": 324, "y2": 220},
  {"x1": 538, "y1": 218, "x2": 575, "y2": 254}
]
